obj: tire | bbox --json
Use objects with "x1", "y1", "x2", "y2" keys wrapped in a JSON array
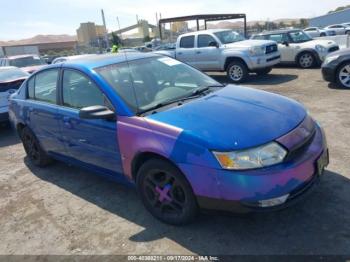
[
  {"x1": 320, "y1": 33, "x2": 326, "y2": 37},
  {"x1": 20, "y1": 126, "x2": 52, "y2": 167},
  {"x1": 297, "y1": 52, "x2": 315, "y2": 69},
  {"x1": 255, "y1": 67, "x2": 272, "y2": 76},
  {"x1": 346, "y1": 31, "x2": 350, "y2": 35},
  {"x1": 336, "y1": 62, "x2": 350, "y2": 89},
  {"x1": 136, "y1": 158, "x2": 198, "y2": 225},
  {"x1": 226, "y1": 60, "x2": 248, "y2": 83}
]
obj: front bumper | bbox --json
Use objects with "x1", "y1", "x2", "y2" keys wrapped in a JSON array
[
  {"x1": 246, "y1": 53, "x2": 281, "y2": 70},
  {"x1": 322, "y1": 64, "x2": 336, "y2": 82},
  {"x1": 179, "y1": 122, "x2": 328, "y2": 213}
]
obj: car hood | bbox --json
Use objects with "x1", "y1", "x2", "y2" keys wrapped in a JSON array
[
  {"x1": 224, "y1": 39, "x2": 276, "y2": 49},
  {"x1": 326, "y1": 47, "x2": 350, "y2": 57},
  {"x1": 301, "y1": 39, "x2": 337, "y2": 48},
  {"x1": 146, "y1": 85, "x2": 306, "y2": 151}
]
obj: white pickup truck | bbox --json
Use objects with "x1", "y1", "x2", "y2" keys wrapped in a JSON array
[{"x1": 154, "y1": 29, "x2": 281, "y2": 83}]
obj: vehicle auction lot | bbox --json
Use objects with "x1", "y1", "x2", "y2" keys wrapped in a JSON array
[{"x1": 1, "y1": 67, "x2": 350, "y2": 255}]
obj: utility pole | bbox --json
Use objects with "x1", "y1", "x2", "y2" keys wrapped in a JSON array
[{"x1": 101, "y1": 9, "x2": 110, "y2": 49}]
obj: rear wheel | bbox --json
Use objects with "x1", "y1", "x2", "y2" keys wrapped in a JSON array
[
  {"x1": 20, "y1": 126, "x2": 52, "y2": 167},
  {"x1": 226, "y1": 61, "x2": 248, "y2": 83},
  {"x1": 297, "y1": 52, "x2": 315, "y2": 68},
  {"x1": 336, "y1": 62, "x2": 350, "y2": 88},
  {"x1": 346, "y1": 31, "x2": 350, "y2": 35},
  {"x1": 136, "y1": 159, "x2": 198, "y2": 225},
  {"x1": 320, "y1": 33, "x2": 326, "y2": 37},
  {"x1": 255, "y1": 67, "x2": 272, "y2": 76}
]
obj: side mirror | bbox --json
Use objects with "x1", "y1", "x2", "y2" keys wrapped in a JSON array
[
  {"x1": 208, "y1": 41, "x2": 219, "y2": 48},
  {"x1": 79, "y1": 105, "x2": 115, "y2": 121},
  {"x1": 282, "y1": 41, "x2": 289, "y2": 46}
]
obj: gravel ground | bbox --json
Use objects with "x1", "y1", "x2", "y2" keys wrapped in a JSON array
[{"x1": 0, "y1": 67, "x2": 349, "y2": 255}]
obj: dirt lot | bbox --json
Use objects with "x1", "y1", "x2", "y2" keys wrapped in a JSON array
[{"x1": 0, "y1": 67, "x2": 350, "y2": 255}]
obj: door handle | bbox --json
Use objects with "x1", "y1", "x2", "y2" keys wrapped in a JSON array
[
  {"x1": 63, "y1": 116, "x2": 73, "y2": 128},
  {"x1": 177, "y1": 52, "x2": 183, "y2": 55},
  {"x1": 196, "y1": 51, "x2": 201, "y2": 54}
]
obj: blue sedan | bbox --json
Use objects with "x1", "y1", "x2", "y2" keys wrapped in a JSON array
[{"x1": 9, "y1": 53, "x2": 328, "y2": 224}]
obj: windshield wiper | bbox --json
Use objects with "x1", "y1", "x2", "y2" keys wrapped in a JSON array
[{"x1": 137, "y1": 85, "x2": 224, "y2": 115}]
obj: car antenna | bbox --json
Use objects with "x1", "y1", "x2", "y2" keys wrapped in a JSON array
[{"x1": 121, "y1": 49, "x2": 141, "y2": 111}]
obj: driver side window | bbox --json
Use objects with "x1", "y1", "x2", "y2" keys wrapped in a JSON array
[
  {"x1": 197, "y1": 34, "x2": 217, "y2": 48},
  {"x1": 62, "y1": 70, "x2": 107, "y2": 109}
]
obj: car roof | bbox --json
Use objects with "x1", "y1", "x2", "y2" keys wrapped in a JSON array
[
  {"x1": 52, "y1": 52, "x2": 161, "y2": 70},
  {"x1": 180, "y1": 29, "x2": 235, "y2": 37},
  {"x1": 255, "y1": 29, "x2": 302, "y2": 35}
]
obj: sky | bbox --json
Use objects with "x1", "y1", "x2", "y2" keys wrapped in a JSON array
[{"x1": 0, "y1": 0, "x2": 349, "y2": 40}]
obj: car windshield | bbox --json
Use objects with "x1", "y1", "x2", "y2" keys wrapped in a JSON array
[
  {"x1": 214, "y1": 30, "x2": 245, "y2": 44},
  {"x1": 96, "y1": 56, "x2": 221, "y2": 114},
  {"x1": 0, "y1": 68, "x2": 29, "y2": 82},
  {"x1": 9, "y1": 56, "x2": 46, "y2": 67},
  {"x1": 289, "y1": 31, "x2": 312, "y2": 43}
]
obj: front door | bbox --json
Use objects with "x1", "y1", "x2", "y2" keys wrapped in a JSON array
[
  {"x1": 57, "y1": 69, "x2": 123, "y2": 174},
  {"x1": 193, "y1": 34, "x2": 221, "y2": 70}
]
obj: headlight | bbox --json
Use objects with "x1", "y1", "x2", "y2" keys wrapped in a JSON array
[
  {"x1": 324, "y1": 55, "x2": 339, "y2": 65},
  {"x1": 249, "y1": 46, "x2": 265, "y2": 56},
  {"x1": 213, "y1": 142, "x2": 287, "y2": 170},
  {"x1": 315, "y1": 45, "x2": 327, "y2": 53}
]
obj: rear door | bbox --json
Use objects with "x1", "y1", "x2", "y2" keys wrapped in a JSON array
[
  {"x1": 26, "y1": 69, "x2": 65, "y2": 154},
  {"x1": 176, "y1": 35, "x2": 196, "y2": 66},
  {"x1": 193, "y1": 34, "x2": 221, "y2": 70},
  {"x1": 57, "y1": 69, "x2": 123, "y2": 174}
]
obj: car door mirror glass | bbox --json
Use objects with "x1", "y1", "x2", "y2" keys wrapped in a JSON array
[{"x1": 79, "y1": 105, "x2": 116, "y2": 121}]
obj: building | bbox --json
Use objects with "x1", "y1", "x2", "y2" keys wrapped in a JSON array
[
  {"x1": 76, "y1": 22, "x2": 107, "y2": 46},
  {"x1": 170, "y1": 22, "x2": 189, "y2": 33},
  {"x1": 0, "y1": 41, "x2": 77, "y2": 57},
  {"x1": 309, "y1": 8, "x2": 350, "y2": 27}
]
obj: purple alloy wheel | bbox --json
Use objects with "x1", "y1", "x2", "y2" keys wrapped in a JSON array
[{"x1": 143, "y1": 170, "x2": 187, "y2": 216}]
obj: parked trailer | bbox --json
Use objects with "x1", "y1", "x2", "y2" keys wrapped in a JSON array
[{"x1": 1, "y1": 45, "x2": 39, "y2": 56}]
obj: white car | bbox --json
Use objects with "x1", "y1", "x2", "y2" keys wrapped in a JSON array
[
  {"x1": 303, "y1": 27, "x2": 336, "y2": 37},
  {"x1": 0, "y1": 67, "x2": 29, "y2": 123},
  {"x1": 252, "y1": 29, "x2": 339, "y2": 68},
  {"x1": 324, "y1": 24, "x2": 350, "y2": 35},
  {"x1": 155, "y1": 29, "x2": 281, "y2": 83}
]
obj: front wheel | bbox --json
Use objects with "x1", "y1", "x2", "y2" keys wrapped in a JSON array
[
  {"x1": 255, "y1": 67, "x2": 272, "y2": 76},
  {"x1": 20, "y1": 126, "x2": 52, "y2": 167},
  {"x1": 226, "y1": 61, "x2": 248, "y2": 83},
  {"x1": 297, "y1": 52, "x2": 315, "y2": 68},
  {"x1": 336, "y1": 62, "x2": 350, "y2": 88},
  {"x1": 136, "y1": 159, "x2": 198, "y2": 225}
]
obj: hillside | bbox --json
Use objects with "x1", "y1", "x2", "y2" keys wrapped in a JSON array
[{"x1": 0, "y1": 34, "x2": 77, "y2": 46}]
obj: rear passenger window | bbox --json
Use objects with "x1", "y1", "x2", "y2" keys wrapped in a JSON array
[
  {"x1": 180, "y1": 36, "x2": 195, "y2": 48},
  {"x1": 33, "y1": 69, "x2": 58, "y2": 104},
  {"x1": 62, "y1": 70, "x2": 105, "y2": 109}
]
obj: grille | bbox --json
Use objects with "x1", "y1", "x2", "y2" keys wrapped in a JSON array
[
  {"x1": 328, "y1": 46, "x2": 340, "y2": 53},
  {"x1": 265, "y1": 44, "x2": 278, "y2": 54}
]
